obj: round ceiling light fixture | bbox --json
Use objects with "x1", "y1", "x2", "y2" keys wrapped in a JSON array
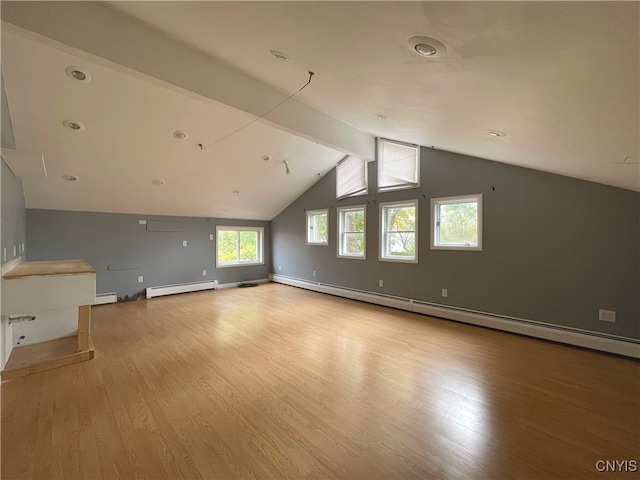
[
  {"x1": 406, "y1": 36, "x2": 447, "y2": 59},
  {"x1": 63, "y1": 120, "x2": 85, "y2": 131},
  {"x1": 414, "y1": 44, "x2": 437, "y2": 57},
  {"x1": 173, "y1": 130, "x2": 188, "y2": 140},
  {"x1": 62, "y1": 174, "x2": 78, "y2": 181},
  {"x1": 65, "y1": 66, "x2": 91, "y2": 83},
  {"x1": 152, "y1": 179, "x2": 166, "y2": 186},
  {"x1": 375, "y1": 113, "x2": 389, "y2": 120},
  {"x1": 270, "y1": 50, "x2": 292, "y2": 62},
  {"x1": 262, "y1": 155, "x2": 272, "y2": 162},
  {"x1": 488, "y1": 130, "x2": 507, "y2": 137},
  {"x1": 232, "y1": 189, "x2": 240, "y2": 194}
]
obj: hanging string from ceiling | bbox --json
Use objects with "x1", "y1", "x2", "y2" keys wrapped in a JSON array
[{"x1": 198, "y1": 71, "x2": 315, "y2": 151}]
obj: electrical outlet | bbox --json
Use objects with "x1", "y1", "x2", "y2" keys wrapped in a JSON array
[
  {"x1": 139, "y1": 219, "x2": 147, "y2": 225},
  {"x1": 182, "y1": 240, "x2": 188, "y2": 247},
  {"x1": 3, "y1": 248, "x2": 6, "y2": 262},
  {"x1": 379, "y1": 280, "x2": 384, "y2": 287},
  {"x1": 313, "y1": 270, "x2": 317, "y2": 277},
  {"x1": 209, "y1": 234, "x2": 214, "y2": 240},
  {"x1": 138, "y1": 276, "x2": 144, "y2": 283},
  {"x1": 202, "y1": 270, "x2": 207, "y2": 276},
  {"x1": 442, "y1": 289, "x2": 448, "y2": 298},
  {"x1": 278, "y1": 265, "x2": 282, "y2": 271},
  {"x1": 599, "y1": 309, "x2": 616, "y2": 323},
  {"x1": 13, "y1": 245, "x2": 16, "y2": 256}
]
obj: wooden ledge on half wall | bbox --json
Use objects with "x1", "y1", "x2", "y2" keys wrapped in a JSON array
[{"x1": 1, "y1": 259, "x2": 96, "y2": 380}]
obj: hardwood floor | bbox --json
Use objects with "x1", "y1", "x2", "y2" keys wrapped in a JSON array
[{"x1": 2, "y1": 283, "x2": 638, "y2": 479}]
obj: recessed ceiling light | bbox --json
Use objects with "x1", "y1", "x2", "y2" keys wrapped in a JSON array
[
  {"x1": 65, "y1": 66, "x2": 91, "y2": 83},
  {"x1": 407, "y1": 36, "x2": 447, "y2": 59},
  {"x1": 173, "y1": 130, "x2": 188, "y2": 140},
  {"x1": 232, "y1": 189, "x2": 240, "y2": 194},
  {"x1": 375, "y1": 114, "x2": 389, "y2": 120},
  {"x1": 488, "y1": 130, "x2": 506, "y2": 137},
  {"x1": 62, "y1": 174, "x2": 78, "y2": 181},
  {"x1": 152, "y1": 179, "x2": 166, "y2": 185},
  {"x1": 414, "y1": 44, "x2": 437, "y2": 57},
  {"x1": 270, "y1": 50, "x2": 292, "y2": 62},
  {"x1": 262, "y1": 155, "x2": 272, "y2": 162},
  {"x1": 63, "y1": 120, "x2": 85, "y2": 131}
]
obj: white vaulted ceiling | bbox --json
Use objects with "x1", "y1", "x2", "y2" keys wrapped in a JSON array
[
  {"x1": 1, "y1": 27, "x2": 346, "y2": 220},
  {"x1": 1, "y1": 1, "x2": 638, "y2": 221}
]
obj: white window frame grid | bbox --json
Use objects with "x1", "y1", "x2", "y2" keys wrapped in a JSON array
[
  {"x1": 377, "y1": 138, "x2": 420, "y2": 193},
  {"x1": 379, "y1": 199, "x2": 419, "y2": 263},
  {"x1": 337, "y1": 205, "x2": 366, "y2": 260},
  {"x1": 430, "y1": 194, "x2": 483, "y2": 251},
  {"x1": 306, "y1": 209, "x2": 329, "y2": 246},
  {"x1": 336, "y1": 155, "x2": 368, "y2": 199},
  {"x1": 215, "y1": 226, "x2": 265, "y2": 268}
]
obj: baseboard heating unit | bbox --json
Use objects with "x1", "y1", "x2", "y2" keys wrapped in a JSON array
[
  {"x1": 146, "y1": 280, "x2": 218, "y2": 299},
  {"x1": 93, "y1": 292, "x2": 118, "y2": 305},
  {"x1": 269, "y1": 274, "x2": 640, "y2": 359}
]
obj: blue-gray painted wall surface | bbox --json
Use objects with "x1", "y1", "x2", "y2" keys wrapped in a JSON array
[
  {"x1": 26, "y1": 210, "x2": 271, "y2": 299},
  {"x1": 1, "y1": 158, "x2": 26, "y2": 266},
  {"x1": 271, "y1": 147, "x2": 640, "y2": 340}
]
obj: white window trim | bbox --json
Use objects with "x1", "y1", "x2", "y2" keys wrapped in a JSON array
[
  {"x1": 377, "y1": 138, "x2": 420, "y2": 193},
  {"x1": 306, "y1": 209, "x2": 329, "y2": 246},
  {"x1": 337, "y1": 205, "x2": 366, "y2": 260},
  {"x1": 215, "y1": 226, "x2": 265, "y2": 268},
  {"x1": 379, "y1": 199, "x2": 419, "y2": 264},
  {"x1": 430, "y1": 194, "x2": 483, "y2": 251},
  {"x1": 336, "y1": 155, "x2": 368, "y2": 200}
]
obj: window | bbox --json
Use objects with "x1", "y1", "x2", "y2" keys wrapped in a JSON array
[
  {"x1": 380, "y1": 200, "x2": 418, "y2": 262},
  {"x1": 306, "y1": 209, "x2": 328, "y2": 245},
  {"x1": 337, "y1": 205, "x2": 366, "y2": 259},
  {"x1": 431, "y1": 194, "x2": 483, "y2": 251},
  {"x1": 377, "y1": 138, "x2": 420, "y2": 192},
  {"x1": 216, "y1": 226, "x2": 264, "y2": 267},
  {"x1": 336, "y1": 155, "x2": 367, "y2": 199}
]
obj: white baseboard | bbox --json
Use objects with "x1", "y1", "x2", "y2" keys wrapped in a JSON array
[
  {"x1": 146, "y1": 280, "x2": 218, "y2": 299},
  {"x1": 269, "y1": 274, "x2": 640, "y2": 359}
]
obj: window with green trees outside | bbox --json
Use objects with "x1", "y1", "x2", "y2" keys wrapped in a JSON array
[{"x1": 216, "y1": 226, "x2": 264, "y2": 267}]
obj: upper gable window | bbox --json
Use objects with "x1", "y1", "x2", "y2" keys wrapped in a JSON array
[
  {"x1": 377, "y1": 138, "x2": 420, "y2": 192},
  {"x1": 336, "y1": 155, "x2": 367, "y2": 199}
]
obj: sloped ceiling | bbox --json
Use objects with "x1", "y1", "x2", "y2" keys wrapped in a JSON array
[{"x1": 1, "y1": 1, "x2": 638, "y2": 222}]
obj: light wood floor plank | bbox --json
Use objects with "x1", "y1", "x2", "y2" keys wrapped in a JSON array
[{"x1": 2, "y1": 283, "x2": 639, "y2": 479}]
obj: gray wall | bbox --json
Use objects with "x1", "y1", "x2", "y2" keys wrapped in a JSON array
[
  {"x1": 272, "y1": 147, "x2": 640, "y2": 340},
  {"x1": 1, "y1": 158, "x2": 26, "y2": 266},
  {"x1": 27, "y1": 210, "x2": 271, "y2": 298}
]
